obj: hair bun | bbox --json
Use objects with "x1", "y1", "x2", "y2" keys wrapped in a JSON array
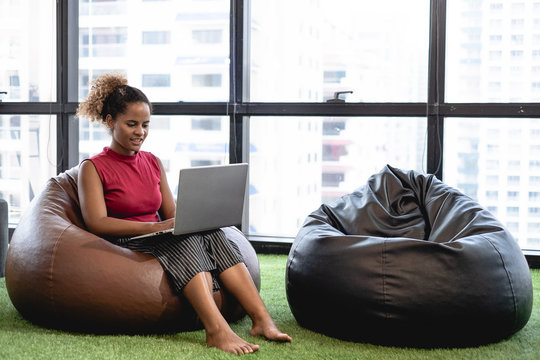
[{"x1": 76, "y1": 73, "x2": 129, "y2": 124}]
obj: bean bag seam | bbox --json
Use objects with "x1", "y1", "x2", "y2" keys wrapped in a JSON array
[
  {"x1": 48, "y1": 224, "x2": 71, "y2": 318},
  {"x1": 382, "y1": 239, "x2": 388, "y2": 320},
  {"x1": 480, "y1": 233, "x2": 518, "y2": 327}
]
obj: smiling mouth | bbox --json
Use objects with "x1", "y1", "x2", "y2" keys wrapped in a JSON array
[{"x1": 131, "y1": 138, "x2": 144, "y2": 144}]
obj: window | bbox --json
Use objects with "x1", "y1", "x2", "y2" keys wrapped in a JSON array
[
  {"x1": 511, "y1": 34, "x2": 524, "y2": 44},
  {"x1": 529, "y1": 207, "x2": 540, "y2": 217},
  {"x1": 528, "y1": 222, "x2": 540, "y2": 232},
  {"x1": 507, "y1": 221, "x2": 519, "y2": 232},
  {"x1": 250, "y1": 0, "x2": 429, "y2": 102},
  {"x1": 531, "y1": 176, "x2": 540, "y2": 186},
  {"x1": 90, "y1": 27, "x2": 128, "y2": 57},
  {"x1": 249, "y1": 116, "x2": 425, "y2": 237},
  {"x1": 0, "y1": 115, "x2": 57, "y2": 224},
  {"x1": 486, "y1": 175, "x2": 499, "y2": 185},
  {"x1": 142, "y1": 74, "x2": 171, "y2": 87},
  {"x1": 323, "y1": 121, "x2": 346, "y2": 136},
  {"x1": 0, "y1": 1, "x2": 56, "y2": 101},
  {"x1": 508, "y1": 191, "x2": 520, "y2": 201},
  {"x1": 322, "y1": 144, "x2": 348, "y2": 162},
  {"x1": 445, "y1": 118, "x2": 540, "y2": 250},
  {"x1": 508, "y1": 176, "x2": 520, "y2": 186},
  {"x1": 77, "y1": 0, "x2": 230, "y2": 102},
  {"x1": 447, "y1": 2, "x2": 540, "y2": 102},
  {"x1": 191, "y1": 117, "x2": 222, "y2": 131},
  {"x1": 486, "y1": 191, "x2": 498, "y2": 200},
  {"x1": 142, "y1": 31, "x2": 170, "y2": 45},
  {"x1": 323, "y1": 71, "x2": 347, "y2": 84},
  {"x1": 192, "y1": 74, "x2": 222, "y2": 87},
  {"x1": 192, "y1": 29, "x2": 223, "y2": 44}
]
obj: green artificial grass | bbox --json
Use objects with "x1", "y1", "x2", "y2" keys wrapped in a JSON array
[{"x1": 0, "y1": 255, "x2": 538, "y2": 360}]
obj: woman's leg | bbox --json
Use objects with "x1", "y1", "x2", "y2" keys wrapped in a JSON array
[
  {"x1": 219, "y1": 263, "x2": 292, "y2": 343},
  {"x1": 183, "y1": 271, "x2": 260, "y2": 355}
]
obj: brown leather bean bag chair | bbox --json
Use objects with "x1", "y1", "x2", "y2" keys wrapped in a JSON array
[{"x1": 5, "y1": 167, "x2": 260, "y2": 334}]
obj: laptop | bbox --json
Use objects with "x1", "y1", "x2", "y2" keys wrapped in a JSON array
[{"x1": 128, "y1": 163, "x2": 248, "y2": 240}]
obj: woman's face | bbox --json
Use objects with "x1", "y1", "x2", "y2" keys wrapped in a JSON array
[{"x1": 107, "y1": 101, "x2": 151, "y2": 156}]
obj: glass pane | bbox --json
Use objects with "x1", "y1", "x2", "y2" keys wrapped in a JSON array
[
  {"x1": 249, "y1": 0, "x2": 429, "y2": 102},
  {"x1": 0, "y1": 1, "x2": 56, "y2": 102},
  {"x1": 78, "y1": 115, "x2": 230, "y2": 192},
  {"x1": 444, "y1": 118, "x2": 540, "y2": 251},
  {"x1": 0, "y1": 115, "x2": 57, "y2": 224},
  {"x1": 446, "y1": 0, "x2": 540, "y2": 102},
  {"x1": 249, "y1": 116, "x2": 427, "y2": 237},
  {"x1": 78, "y1": 0, "x2": 230, "y2": 102}
]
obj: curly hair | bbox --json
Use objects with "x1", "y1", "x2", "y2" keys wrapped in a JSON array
[{"x1": 76, "y1": 73, "x2": 152, "y2": 125}]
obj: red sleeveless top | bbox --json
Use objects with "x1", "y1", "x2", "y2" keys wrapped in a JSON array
[{"x1": 85, "y1": 147, "x2": 162, "y2": 222}]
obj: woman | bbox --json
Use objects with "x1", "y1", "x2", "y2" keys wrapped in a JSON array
[{"x1": 76, "y1": 73, "x2": 291, "y2": 355}]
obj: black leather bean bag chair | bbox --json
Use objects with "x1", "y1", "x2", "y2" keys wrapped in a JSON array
[
  {"x1": 5, "y1": 167, "x2": 260, "y2": 334},
  {"x1": 286, "y1": 165, "x2": 533, "y2": 347}
]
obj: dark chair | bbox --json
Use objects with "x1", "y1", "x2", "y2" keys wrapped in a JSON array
[
  {"x1": 0, "y1": 199, "x2": 8, "y2": 277},
  {"x1": 5, "y1": 167, "x2": 260, "y2": 334},
  {"x1": 286, "y1": 165, "x2": 533, "y2": 347}
]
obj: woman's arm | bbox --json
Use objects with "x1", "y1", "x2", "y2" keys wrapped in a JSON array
[
  {"x1": 157, "y1": 156, "x2": 176, "y2": 220},
  {"x1": 78, "y1": 160, "x2": 173, "y2": 237}
]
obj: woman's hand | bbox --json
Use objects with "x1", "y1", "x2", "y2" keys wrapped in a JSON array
[{"x1": 155, "y1": 218, "x2": 174, "y2": 231}]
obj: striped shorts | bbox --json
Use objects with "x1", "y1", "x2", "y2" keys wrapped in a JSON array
[{"x1": 113, "y1": 228, "x2": 244, "y2": 294}]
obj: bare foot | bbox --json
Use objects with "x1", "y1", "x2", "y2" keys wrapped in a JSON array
[
  {"x1": 206, "y1": 327, "x2": 260, "y2": 355},
  {"x1": 250, "y1": 318, "x2": 292, "y2": 343}
]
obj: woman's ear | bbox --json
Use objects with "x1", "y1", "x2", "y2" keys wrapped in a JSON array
[{"x1": 105, "y1": 115, "x2": 114, "y2": 130}]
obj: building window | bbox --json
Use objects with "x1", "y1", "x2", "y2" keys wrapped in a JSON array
[
  {"x1": 486, "y1": 175, "x2": 499, "y2": 185},
  {"x1": 486, "y1": 190, "x2": 498, "y2": 200},
  {"x1": 91, "y1": 27, "x2": 128, "y2": 57},
  {"x1": 323, "y1": 121, "x2": 346, "y2": 136},
  {"x1": 530, "y1": 176, "x2": 540, "y2": 186},
  {"x1": 192, "y1": 74, "x2": 222, "y2": 87},
  {"x1": 529, "y1": 191, "x2": 540, "y2": 201},
  {"x1": 191, "y1": 117, "x2": 222, "y2": 131},
  {"x1": 511, "y1": 19, "x2": 525, "y2": 27},
  {"x1": 322, "y1": 144, "x2": 348, "y2": 162},
  {"x1": 529, "y1": 207, "x2": 540, "y2": 217},
  {"x1": 508, "y1": 191, "x2": 520, "y2": 201},
  {"x1": 150, "y1": 117, "x2": 170, "y2": 130},
  {"x1": 507, "y1": 176, "x2": 520, "y2": 186},
  {"x1": 142, "y1": 74, "x2": 171, "y2": 87},
  {"x1": 507, "y1": 222, "x2": 519, "y2": 232},
  {"x1": 142, "y1": 31, "x2": 170, "y2": 45},
  {"x1": 528, "y1": 222, "x2": 540, "y2": 232},
  {"x1": 511, "y1": 34, "x2": 524, "y2": 44},
  {"x1": 507, "y1": 206, "x2": 520, "y2": 216},
  {"x1": 192, "y1": 29, "x2": 222, "y2": 44},
  {"x1": 530, "y1": 160, "x2": 540, "y2": 169},
  {"x1": 322, "y1": 172, "x2": 345, "y2": 187},
  {"x1": 323, "y1": 70, "x2": 346, "y2": 84},
  {"x1": 191, "y1": 159, "x2": 222, "y2": 166},
  {"x1": 510, "y1": 50, "x2": 523, "y2": 58}
]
